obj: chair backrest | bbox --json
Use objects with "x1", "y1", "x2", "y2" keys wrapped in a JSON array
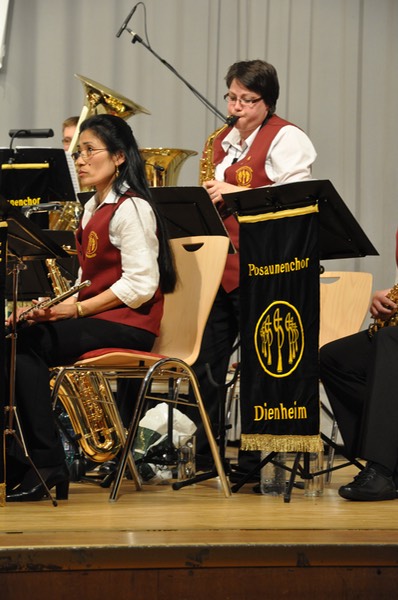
[
  {"x1": 152, "y1": 235, "x2": 229, "y2": 365},
  {"x1": 319, "y1": 271, "x2": 373, "y2": 348}
]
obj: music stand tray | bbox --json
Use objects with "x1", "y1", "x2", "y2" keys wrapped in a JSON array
[{"x1": 222, "y1": 179, "x2": 378, "y2": 260}]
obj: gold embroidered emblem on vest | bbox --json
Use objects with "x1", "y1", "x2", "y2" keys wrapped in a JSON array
[
  {"x1": 236, "y1": 166, "x2": 253, "y2": 186},
  {"x1": 254, "y1": 301, "x2": 304, "y2": 378},
  {"x1": 86, "y1": 230, "x2": 98, "y2": 258}
]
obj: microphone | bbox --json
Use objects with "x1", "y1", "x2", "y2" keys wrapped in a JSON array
[
  {"x1": 145, "y1": 162, "x2": 165, "y2": 172},
  {"x1": 8, "y1": 129, "x2": 55, "y2": 157},
  {"x1": 116, "y1": 4, "x2": 138, "y2": 38},
  {"x1": 8, "y1": 129, "x2": 54, "y2": 138}
]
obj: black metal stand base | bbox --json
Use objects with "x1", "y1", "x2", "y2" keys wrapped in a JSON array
[{"x1": 229, "y1": 433, "x2": 364, "y2": 503}]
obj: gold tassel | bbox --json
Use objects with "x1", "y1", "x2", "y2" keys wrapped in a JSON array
[{"x1": 240, "y1": 433, "x2": 323, "y2": 454}]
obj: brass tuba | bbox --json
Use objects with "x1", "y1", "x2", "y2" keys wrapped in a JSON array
[
  {"x1": 51, "y1": 74, "x2": 151, "y2": 231},
  {"x1": 68, "y1": 74, "x2": 150, "y2": 154},
  {"x1": 47, "y1": 259, "x2": 123, "y2": 463},
  {"x1": 140, "y1": 147, "x2": 197, "y2": 186}
]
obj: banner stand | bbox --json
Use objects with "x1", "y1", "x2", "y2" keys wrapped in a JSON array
[{"x1": 223, "y1": 180, "x2": 378, "y2": 501}]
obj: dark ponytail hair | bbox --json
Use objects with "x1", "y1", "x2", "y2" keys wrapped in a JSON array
[{"x1": 79, "y1": 114, "x2": 176, "y2": 293}]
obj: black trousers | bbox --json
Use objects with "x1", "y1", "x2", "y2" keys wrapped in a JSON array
[
  {"x1": 191, "y1": 286, "x2": 240, "y2": 455},
  {"x1": 5, "y1": 318, "x2": 154, "y2": 469},
  {"x1": 319, "y1": 327, "x2": 398, "y2": 472}
]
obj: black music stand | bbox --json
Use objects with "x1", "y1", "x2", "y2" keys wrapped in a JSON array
[
  {"x1": 221, "y1": 180, "x2": 378, "y2": 500},
  {"x1": 0, "y1": 195, "x2": 69, "y2": 505},
  {"x1": 222, "y1": 179, "x2": 378, "y2": 259},
  {"x1": 4, "y1": 230, "x2": 78, "y2": 301},
  {"x1": 150, "y1": 186, "x2": 234, "y2": 251},
  {"x1": 0, "y1": 218, "x2": 7, "y2": 500}
]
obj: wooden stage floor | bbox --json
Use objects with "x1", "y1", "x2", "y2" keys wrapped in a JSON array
[{"x1": 1, "y1": 458, "x2": 398, "y2": 599}]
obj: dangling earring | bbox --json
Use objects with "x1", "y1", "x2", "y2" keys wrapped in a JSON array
[{"x1": 115, "y1": 164, "x2": 120, "y2": 178}]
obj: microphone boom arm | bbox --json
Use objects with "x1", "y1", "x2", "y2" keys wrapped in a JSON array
[{"x1": 123, "y1": 28, "x2": 232, "y2": 125}]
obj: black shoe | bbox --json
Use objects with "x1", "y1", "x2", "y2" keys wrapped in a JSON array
[
  {"x1": 98, "y1": 459, "x2": 117, "y2": 475},
  {"x1": 339, "y1": 466, "x2": 397, "y2": 501},
  {"x1": 6, "y1": 463, "x2": 70, "y2": 502}
]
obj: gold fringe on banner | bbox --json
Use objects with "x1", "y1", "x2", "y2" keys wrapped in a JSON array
[
  {"x1": 237, "y1": 204, "x2": 319, "y2": 224},
  {"x1": 0, "y1": 483, "x2": 5, "y2": 507},
  {"x1": 241, "y1": 433, "x2": 323, "y2": 454}
]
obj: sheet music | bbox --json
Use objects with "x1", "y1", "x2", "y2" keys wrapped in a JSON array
[{"x1": 65, "y1": 151, "x2": 81, "y2": 195}]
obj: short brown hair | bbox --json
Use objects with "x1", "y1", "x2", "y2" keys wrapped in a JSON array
[{"x1": 225, "y1": 60, "x2": 280, "y2": 115}]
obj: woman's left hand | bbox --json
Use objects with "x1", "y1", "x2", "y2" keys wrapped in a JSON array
[{"x1": 24, "y1": 300, "x2": 78, "y2": 322}]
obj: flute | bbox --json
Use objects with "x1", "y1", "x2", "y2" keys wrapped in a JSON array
[{"x1": 17, "y1": 280, "x2": 91, "y2": 322}]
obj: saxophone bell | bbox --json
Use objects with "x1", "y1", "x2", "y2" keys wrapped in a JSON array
[{"x1": 368, "y1": 283, "x2": 398, "y2": 338}]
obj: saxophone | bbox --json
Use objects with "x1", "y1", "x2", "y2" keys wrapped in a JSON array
[
  {"x1": 198, "y1": 115, "x2": 238, "y2": 184},
  {"x1": 368, "y1": 283, "x2": 398, "y2": 337},
  {"x1": 47, "y1": 260, "x2": 123, "y2": 462}
]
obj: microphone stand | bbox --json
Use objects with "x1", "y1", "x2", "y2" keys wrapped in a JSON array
[{"x1": 120, "y1": 28, "x2": 233, "y2": 125}]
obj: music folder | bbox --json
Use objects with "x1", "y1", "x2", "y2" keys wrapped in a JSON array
[
  {"x1": 0, "y1": 194, "x2": 70, "y2": 261},
  {"x1": 150, "y1": 186, "x2": 235, "y2": 252},
  {"x1": 0, "y1": 146, "x2": 80, "y2": 204},
  {"x1": 222, "y1": 179, "x2": 378, "y2": 260},
  {"x1": 0, "y1": 195, "x2": 72, "y2": 300}
]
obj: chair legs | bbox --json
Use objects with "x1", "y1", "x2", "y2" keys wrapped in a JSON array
[{"x1": 109, "y1": 357, "x2": 231, "y2": 501}]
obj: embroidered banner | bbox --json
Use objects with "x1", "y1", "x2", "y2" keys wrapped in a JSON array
[{"x1": 239, "y1": 205, "x2": 323, "y2": 453}]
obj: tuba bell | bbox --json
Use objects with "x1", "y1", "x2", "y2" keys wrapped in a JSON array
[
  {"x1": 51, "y1": 74, "x2": 151, "y2": 231},
  {"x1": 140, "y1": 147, "x2": 197, "y2": 187},
  {"x1": 68, "y1": 73, "x2": 151, "y2": 153}
]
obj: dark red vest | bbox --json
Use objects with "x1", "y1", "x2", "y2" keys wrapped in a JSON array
[
  {"x1": 212, "y1": 115, "x2": 294, "y2": 292},
  {"x1": 75, "y1": 191, "x2": 164, "y2": 335}
]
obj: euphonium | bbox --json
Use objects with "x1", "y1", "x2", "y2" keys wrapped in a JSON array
[
  {"x1": 199, "y1": 116, "x2": 238, "y2": 185},
  {"x1": 368, "y1": 283, "x2": 398, "y2": 337},
  {"x1": 47, "y1": 260, "x2": 123, "y2": 463}
]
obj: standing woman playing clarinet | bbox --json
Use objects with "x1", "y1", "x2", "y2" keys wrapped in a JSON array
[{"x1": 5, "y1": 114, "x2": 176, "y2": 502}]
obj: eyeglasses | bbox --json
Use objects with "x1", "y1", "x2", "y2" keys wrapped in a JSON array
[
  {"x1": 71, "y1": 148, "x2": 108, "y2": 161},
  {"x1": 223, "y1": 93, "x2": 263, "y2": 107}
]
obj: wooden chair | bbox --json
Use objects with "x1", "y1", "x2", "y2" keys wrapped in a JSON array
[
  {"x1": 319, "y1": 270, "x2": 373, "y2": 481},
  {"x1": 51, "y1": 235, "x2": 231, "y2": 500},
  {"x1": 319, "y1": 271, "x2": 373, "y2": 348}
]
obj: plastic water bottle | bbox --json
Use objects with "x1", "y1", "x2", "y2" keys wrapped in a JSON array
[
  {"x1": 260, "y1": 451, "x2": 286, "y2": 495},
  {"x1": 58, "y1": 410, "x2": 77, "y2": 465},
  {"x1": 304, "y1": 451, "x2": 324, "y2": 497}
]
